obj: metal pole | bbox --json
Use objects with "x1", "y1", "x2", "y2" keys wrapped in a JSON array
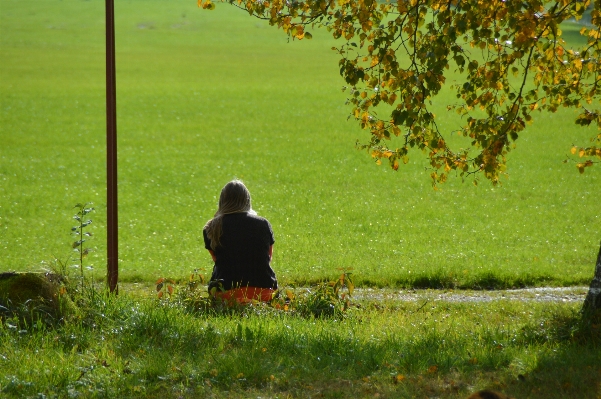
[{"x1": 106, "y1": 0, "x2": 118, "y2": 293}]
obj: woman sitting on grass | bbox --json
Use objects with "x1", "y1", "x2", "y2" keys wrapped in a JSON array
[{"x1": 203, "y1": 179, "x2": 278, "y2": 303}]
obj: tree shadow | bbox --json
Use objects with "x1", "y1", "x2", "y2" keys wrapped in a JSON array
[{"x1": 502, "y1": 309, "x2": 601, "y2": 398}]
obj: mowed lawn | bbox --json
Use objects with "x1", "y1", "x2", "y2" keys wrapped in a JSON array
[{"x1": 0, "y1": 0, "x2": 600, "y2": 288}]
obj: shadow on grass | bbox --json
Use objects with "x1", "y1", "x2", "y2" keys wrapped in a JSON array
[
  {"x1": 118, "y1": 310, "x2": 600, "y2": 399},
  {"x1": 525, "y1": 346, "x2": 600, "y2": 398},
  {"x1": 505, "y1": 309, "x2": 601, "y2": 398},
  {"x1": 463, "y1": 272, "x2": 557, "y2": 290},
  {"x1": 378, "y1": 272, "x2": 567, "y2": 290}
]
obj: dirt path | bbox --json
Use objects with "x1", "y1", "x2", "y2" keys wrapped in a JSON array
[
  {"x1": 123, "y1": 283, "x2": 589, "y2": 303},
  {"x1": 351, "y1": 286, "x2": 589, "y2": 303}
]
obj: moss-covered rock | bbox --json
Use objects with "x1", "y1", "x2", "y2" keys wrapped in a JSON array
[{"x1": 0, "y1": 272, "x2": 76, "y2": 326}]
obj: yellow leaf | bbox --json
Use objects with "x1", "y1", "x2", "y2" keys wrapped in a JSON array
[
  {"x1": 428, "y1": 365, "x2": 438, "y2": 373},
  {"x1": 571, "y1": 146, "x2": 577, "y2": 154},
  {"x1": 556, "y1": 46, "x2": 564, "y2": 57}
]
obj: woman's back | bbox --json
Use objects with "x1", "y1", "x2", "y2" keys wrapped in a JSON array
[{"x1": 204, "y1": 212, "x2": 277, "y2": 290}]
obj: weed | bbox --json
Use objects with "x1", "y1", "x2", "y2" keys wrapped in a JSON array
[
  {"x1": 155, "y1": 277, "x2": 176, "y2": 299},
  {"x1": 284, "y1": 269, "x2": 355, "y2": 318},
  {"x1": 155, "y1": 268, "x2": 356, "y2": 319},
  {"x1": 71, "y1": 203, "x2": 95, "y2": 291}
]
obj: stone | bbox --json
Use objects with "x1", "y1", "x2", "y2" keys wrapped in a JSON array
[{"x1": 0, "y1": 272, "x2": 76, "y2": 326}]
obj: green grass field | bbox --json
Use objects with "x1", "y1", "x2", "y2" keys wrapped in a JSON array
[
  {"x1": 1, "y1": 0, "x2": 600, "y2": 288},
  {"x1": 1, "y1": 3, "x2": 601, "y2": 398}
]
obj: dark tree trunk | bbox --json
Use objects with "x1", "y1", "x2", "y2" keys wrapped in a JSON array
[{"x1": 583, "y1": 241, "x2": 601, "y2": 312}]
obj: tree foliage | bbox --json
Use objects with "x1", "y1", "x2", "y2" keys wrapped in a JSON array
[{"x1": 201, "y1": 0, "x2": 601, "y2": 185}]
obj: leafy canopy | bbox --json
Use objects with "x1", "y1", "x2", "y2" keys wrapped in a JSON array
[{"x1": 201, "y1": 0, "x2": 601, "y2": 186}]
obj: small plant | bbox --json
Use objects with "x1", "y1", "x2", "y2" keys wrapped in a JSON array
[
  {"x1": 154, "y1": 272, "x2": 218, "y2": 312},
  {"x1": 269, "y1": 289, "x2": 295, "y2": 311},
  {"x1": 155, "y1": 278, "x2": 176, "y2": 299},
  {"x1": 271, "y1": 268, "x2": 355, "y2": 318},
  {"x1": 155, "y1": 270, "x2": 207, "y2": 300},
  {"x1": 296, "y1": 269, "x2": 354, "y2": 318},
  {"x1": 151, "y1": 269, "x2": 356, "y2": 318},
  {"x1": 71, "y1": 203, "x2": 95, "y2": 287},
  {"x1": 187, "y1": 269, "x2": 205, "y2": 291}
]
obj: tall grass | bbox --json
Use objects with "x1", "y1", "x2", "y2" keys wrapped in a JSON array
[
  {"x1": 1, "y1": 288, "x2": 599, "y2": 398},
  {"x1": 0, "y1": 0, "x2": 599, "y2": 288}
]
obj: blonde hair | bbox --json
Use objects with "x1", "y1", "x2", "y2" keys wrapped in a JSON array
[{"x1": 204, "y1": 180, "x2": 254, "y2": 250}]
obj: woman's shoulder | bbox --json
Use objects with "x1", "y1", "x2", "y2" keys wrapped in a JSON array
[
  {"x1": 223, "y1": 212, "x2": 269, "y2": 222},
  {"x1": 242, "y1": 212, "x2": 271, "y2": 226}
]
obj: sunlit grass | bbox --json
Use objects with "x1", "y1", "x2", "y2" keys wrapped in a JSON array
[{"x1": 0, "y1": 0, "x2": 599, "y2": 288}]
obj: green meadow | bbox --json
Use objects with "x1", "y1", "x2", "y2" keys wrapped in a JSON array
[
  {"x1": 1, "y1": 0, "x2": 600, "y2": 288},
  {"x1": 1, "y1": 2, "x2": 601, "y2": 398}
]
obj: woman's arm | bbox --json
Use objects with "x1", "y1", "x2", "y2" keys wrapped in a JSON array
[
  {"x1": 268, "y1": 245, "x2": 273, "y2": 261},
  {"x1": 208, "y1": 250, "x2": 216, "y2": 262}
]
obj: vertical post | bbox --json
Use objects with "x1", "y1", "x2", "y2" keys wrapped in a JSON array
[{"x1": 106, "y1": 0, "x2": 118, "y2": 293}]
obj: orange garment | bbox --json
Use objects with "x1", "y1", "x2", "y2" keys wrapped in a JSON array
[{"x1": 212, "y1": 287, "x2": 275, "y2": 304}]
